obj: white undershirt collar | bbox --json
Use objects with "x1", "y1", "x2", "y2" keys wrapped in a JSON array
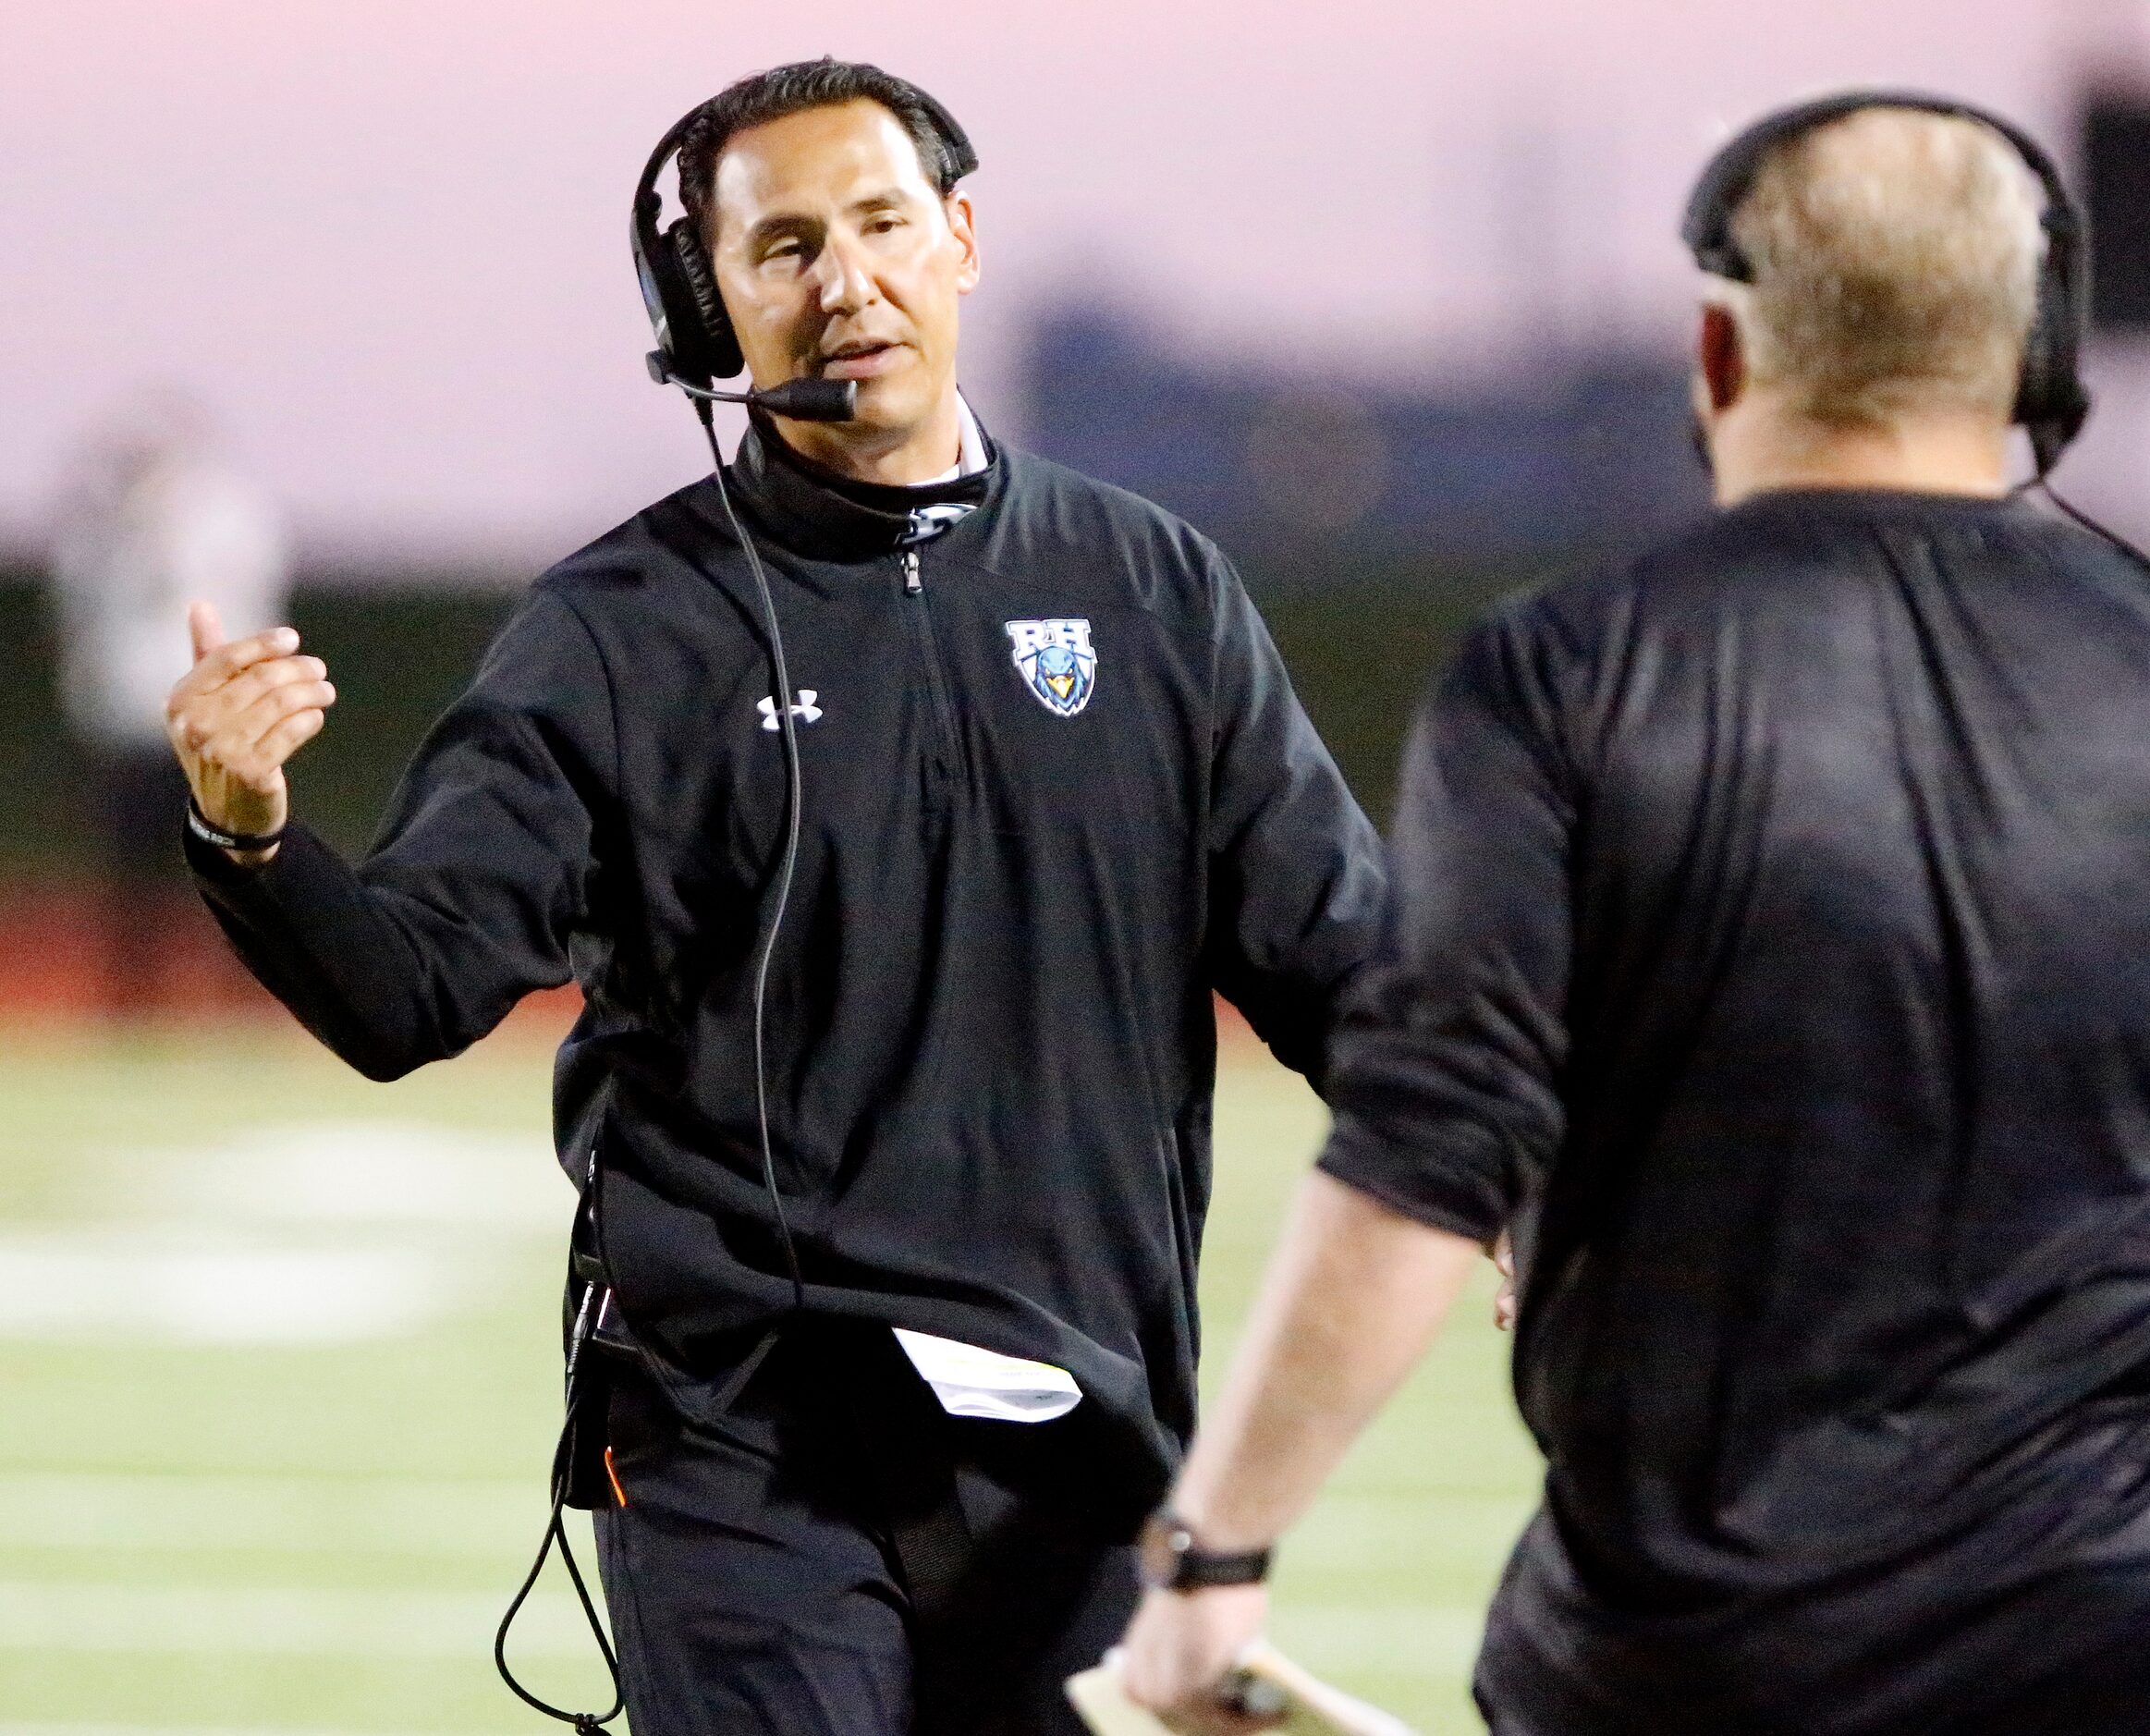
[{"x1": 922, "y1": 394, "x2": 986, "y2": 485}]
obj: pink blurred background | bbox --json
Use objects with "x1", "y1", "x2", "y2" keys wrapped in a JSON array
[{"x1": 7, "y1": 0, "x2": 2149, "y2": 568}]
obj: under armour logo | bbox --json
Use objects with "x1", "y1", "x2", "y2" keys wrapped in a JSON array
[{"x1": 757, "y1": 690, "x2": 824, "y2": 731}]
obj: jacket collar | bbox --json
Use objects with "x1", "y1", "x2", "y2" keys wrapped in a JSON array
[{"x1": 723, "y1": 407, "x2": 1000, "y2": 563}]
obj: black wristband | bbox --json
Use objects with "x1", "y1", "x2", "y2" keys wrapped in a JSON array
[
  {"x1": 1137, "y1": 1510, "x2": 1273, "y2": 1591},
  {"x1": 187, "y1": 800, "x2": 285, "y2": 853}
]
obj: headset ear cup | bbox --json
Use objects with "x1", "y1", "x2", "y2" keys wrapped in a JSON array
[
  {"x1": 2016, "y1": 223, "x2": 2066, "y2": 422},
  {"x1": 2017, "y1": 217, "x2": 2093, "y2": 472},
  {"x1": 668, "y1": 221, "x2": 744, "y2": 382},
  {"x1": 2016, "y1": 288, "x2": 2056, "y2": 429}
]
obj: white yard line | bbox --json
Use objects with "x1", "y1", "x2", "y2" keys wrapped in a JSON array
[
  {"x1": 0, "y1": 1727, "x2": 489, "y2": 1736},
  {"x1": 0, "y1": 1580, "x2": 605, "y2": 1657},
  {"x1": 0, "y1": 1118, "x2": 568, "y2": 1345},
  {"x1": 0, "y1": 1473, "x2": 546, "y2": 1556}
]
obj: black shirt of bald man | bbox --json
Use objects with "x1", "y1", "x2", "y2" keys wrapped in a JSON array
[{"x1": 1320, "y1": 489, "x2": 2150, "y2": 1735}]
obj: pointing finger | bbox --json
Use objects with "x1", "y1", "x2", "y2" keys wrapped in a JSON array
[{"x1": 187, "y1": 601, "x2": 226, "y2": 665}]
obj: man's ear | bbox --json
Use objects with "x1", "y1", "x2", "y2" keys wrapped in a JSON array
[
  {"x1": 1698, "y1": 302, "x2": 1745, "y2": 413},
  {"x1": 945, "y1": 189, "x2": 980, "y2": 295}
]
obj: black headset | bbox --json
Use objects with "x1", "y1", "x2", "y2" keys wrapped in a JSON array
[
  {"x1": 630, "y1": 84, "x2": 980, "y2": 389},
  {"x1": 1680, "y1": 89, "x2": 2093, "y2": 478}
]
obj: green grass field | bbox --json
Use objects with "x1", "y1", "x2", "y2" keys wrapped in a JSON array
[{"x1": 0, "y1": 1024, "x2": 1539, "y2": 1734}]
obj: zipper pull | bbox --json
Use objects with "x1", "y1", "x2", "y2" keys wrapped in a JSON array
[{"x1": 903, "y1": 549, "x2": 922, "y2": 594}]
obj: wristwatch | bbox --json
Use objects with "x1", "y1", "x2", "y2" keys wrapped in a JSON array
[{"x1": 1137, "y1": 1510, "x2": 1273, "y2": 1591}]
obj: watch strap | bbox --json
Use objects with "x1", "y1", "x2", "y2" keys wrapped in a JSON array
[
  {"x1": 1141, "y1": 1510, "x2": 1273, "y2": 1590},
  {"x1": 1171, "y1": 1542, "x2": 1273, "y2": 1588}
]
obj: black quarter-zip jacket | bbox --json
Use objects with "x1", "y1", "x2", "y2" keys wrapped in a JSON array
[{"x1": 189, "y1": 419, "x2": 1385, "y2": 1498}]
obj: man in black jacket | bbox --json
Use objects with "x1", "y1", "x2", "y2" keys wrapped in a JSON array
[
  {"x1": 163, "y1": 59, "x2": 1381, "y2": 1736},
  {"x1": 1121, "y1": 98, "x2": 2150, "y2": 1735}
]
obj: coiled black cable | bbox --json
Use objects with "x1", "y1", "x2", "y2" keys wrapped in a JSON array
[{"x1": 494, "y1": 1278, "x2": 624, "y2": 1732}]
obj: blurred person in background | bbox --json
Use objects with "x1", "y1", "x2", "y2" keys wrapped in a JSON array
[
  {"x1": 161, "y1": 59, "x2": 1383, "y2": 1736},
  {"x1": 1118, "y1": 96, "x2": 2150, "y2": 1735},
  {"x1": 49, "y1": 391, "x2": 287, "y2": 1017}
]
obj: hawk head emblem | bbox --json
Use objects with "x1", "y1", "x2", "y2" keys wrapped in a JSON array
[{"x1": 1004, "y1": 618, "x2": 1096, "y2": 717}]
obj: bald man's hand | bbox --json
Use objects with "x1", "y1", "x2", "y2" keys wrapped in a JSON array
[{"x1": 165, "y1": 601, "x2": 336, "y2": 863}]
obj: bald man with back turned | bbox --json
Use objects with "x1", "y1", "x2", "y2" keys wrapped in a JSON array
[{"x1": 1116, "y1": 97, "x2": 2150, "y2": 1735}]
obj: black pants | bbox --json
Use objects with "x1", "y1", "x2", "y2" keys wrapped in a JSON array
[{"x1": 592, "y1": 1323, "x2": 1143, "y2": 1735}]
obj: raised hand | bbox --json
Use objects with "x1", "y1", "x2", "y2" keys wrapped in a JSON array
[{"x1": 165, "y1": 600, "x2": 337, "y2": 861}]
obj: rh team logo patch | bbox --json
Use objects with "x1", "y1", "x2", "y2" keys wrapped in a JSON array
[{"x1": 1004, "y1": 618, "x2": 1097, "y2": 717}]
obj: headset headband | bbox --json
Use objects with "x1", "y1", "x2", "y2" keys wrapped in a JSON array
[
  {"x1": 1680, "y1": 89, "x2": 2092, "y2": 475},
  {"x1": 629, "y1": 80, "x2": 978, "y2": 389}
]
